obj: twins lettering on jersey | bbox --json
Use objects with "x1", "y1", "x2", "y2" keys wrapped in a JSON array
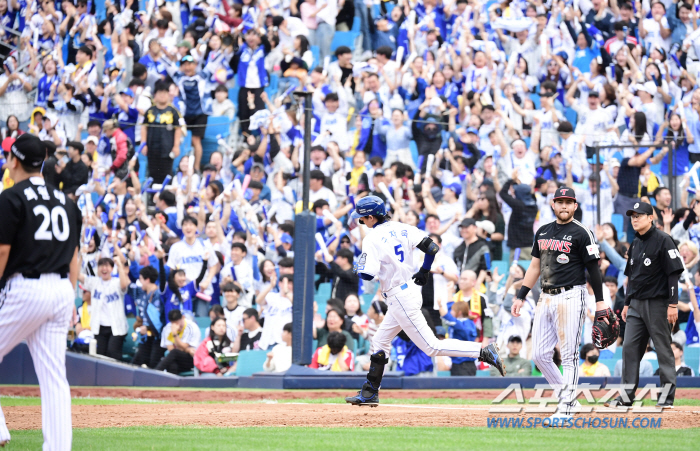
[{"x1": 537, "y1": 239, "x2": 572, "y2": 253}]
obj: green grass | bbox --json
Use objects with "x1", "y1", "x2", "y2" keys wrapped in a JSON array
[
  {"x1": 5, "y1": 396, "x2": 700, "y2": 407},
  {"x1": 6, "y1": 426, "x2": 699, "y2": 450}
]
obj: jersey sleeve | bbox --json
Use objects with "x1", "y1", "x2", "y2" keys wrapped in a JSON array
[
  {"x1": 407, "y1": 224, "x2": 428, "y2": 249},
  {"x1": 578, "y1": 223, "x2": 600, "y2": 263},
  {"x1": 357, "y1": 237, "x2": 381, "y2": 278},
  {"x1": 0, "y1": 191, "x2": 22, "y2": 245},
  {"x1": 662, "y1": 237, "x2": 685, "y2": 276},
  {"x1": 531, "y1": 228, "x2": 541, "y2": 259},
  {"x1": 166, "y1": 243, "x2": 179, "y2": 269},
  {"x1": 83, "y1": 276, "x2": 97, "y2": 293}
]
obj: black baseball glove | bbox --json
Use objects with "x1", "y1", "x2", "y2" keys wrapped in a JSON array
[
  {"x1": 411, "y1": 268, "x2": 431, "y2": 286},
  {"x1": 592, "y1": 308, "x2": 620, "y2": 349}
]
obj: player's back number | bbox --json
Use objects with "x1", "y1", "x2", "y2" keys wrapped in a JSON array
[{"x1": 33, "y1": 205, "x2": 70, "y2": 241}]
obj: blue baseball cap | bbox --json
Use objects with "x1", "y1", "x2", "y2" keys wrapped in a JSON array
[
  {"x1": 466, "y1": 127, "x2": 479, "y2": 135},
  {"x1": 587, "y1": 155, "x2": 605, "y2": 165},
  {"x1": 281, "y1": 233, "x2": 293, "y2": 245},
  {"x1": 445, "y1": 182, "x2": 462, "y2": 197},
  {"x1": 120, "y1": 88, "x2": 135, "y2": 98}
]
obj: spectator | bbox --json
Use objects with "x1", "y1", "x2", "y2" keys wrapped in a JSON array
[
  {"x1": 131, "y1": 266, "x2": 166, "y2": 369},
  {"x1": 257, "y1": 274, "x2": 294, "y2": 350},
  {"x1": 194, "y1": 317, "x2": 235, "y2": 376},
  {"x1": 654, "y1": 342, "x2": 694, "y2": 376},
  {"x1": 453, "y1": 218, "x2": 490, "y2": 273},
  {"x1": 310, "y1": 331, "x2": 354, "y2": 371},
  {"x1": 55, "y1": 141, "x2": 89, "y2": 198},
  {"x1": 492, "y1": 336, "x2": 532, "y2": 377},
  {"x1": 156, "y1": 309, "x2": 202, "y2": 374},
  {"x1": 438, "y1": 299, "x2": 477, "y2": 376},
  {"x1": 231, "y1": 28, "x2": 270, "y2": 134},
  {"x1": 78, "y1": 256, "x2": 130, "y2": 361},
  {"x1": 101, "y1": 119, "x2": 132, "y2": 181},
  {"x1": 142, "y1": 81, "x2": 182, "y2": 184},
  {"x1": 579, "y1": 343, "x2": 611, "y2": 377},
  {"x1": 221, "y1": 282, "x2": 245, "y2": 330},
  {"x1": 314, "y1": 307, "x2": 356, "y2": 352},
  {"x1": 263, "y1": 322, "x2": 293, "y2": 373},
  {"x1": 233, "y1": 308, "x2": 264, "y2": 352},
  {"x1": 499, "y1": 179, "x2": 538, "y2": 261}
]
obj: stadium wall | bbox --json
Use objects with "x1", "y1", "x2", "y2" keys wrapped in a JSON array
[{"x1": 3, "y1": 344, "x2": 700, "y2": 389}]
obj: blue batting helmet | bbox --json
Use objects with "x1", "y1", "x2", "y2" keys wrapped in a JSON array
[{"x1": 350, "y1": 195, "x2": 386, "y2": 220}]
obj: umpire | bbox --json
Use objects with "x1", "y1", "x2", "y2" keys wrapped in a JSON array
[{"x1": 607, "y1": 202, "x2": 683, "y2": 409}]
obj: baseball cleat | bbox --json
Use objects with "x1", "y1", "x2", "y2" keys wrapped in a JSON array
[
  {"x1": 479, "y1": 343, "x2": 506, "y2": 376},
  {"x1": 604, "y1": 398, "x2": 632, "y2": 408},
  {"x1": 655, "y1": 402, "x2": 674, "y2": 409},
  {"x1": 345, "y1": 386, "x2": 380, "y2": 407}
]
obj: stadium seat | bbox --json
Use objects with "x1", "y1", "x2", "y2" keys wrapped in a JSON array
[
  {"x1": 476, "y1": 370, "x2": 491, "y2": 376},
  {"x1": 529, "y1": 93, "x2": 541, "y2": 110},
  {"x1": 611, "y1": 213, "x2": 625, "y2": 241},
  {"x1": 194, "y1": 316, "x2": 212, "y2": 341},
  {"x1": 201, "y1": 116, "x2": 231, "y2": 164},
  {"x1": 491, "y1": 260, "x2": 509, "y2": 288},
  {"x1": 518, "y1": 260, "x2": 531, "y2": 270},
  {"x1": 598, "y1": 358, "x2": 617, "y2": 374},
  {"x1": 317, "y1": 282, "x2": 332, "y2": 300},
  {"x1": 437, "y1": 371, "x2": 451, "y2": 377},
  {"x1": 122, "y1": 317, "x2": 138, "y2": 360},
  {"x1": 310, "y1": 45, "x2": 320, "y2": 70},
  {"x1": 265, "y1": 73, "x2": 279, "y2": 98},
  {"x1": 235, "y1": 350, "x2": 269, "y2": 376},
  {"x1": 361, "y1": 293, "x2": 374, "y2": 311},
  {"x1": 564, "y1": 107, "x2": 577, "y2": 126},
  {"x1": 229, "y1": 84, "x2": 240, "y2": 111},
  {"x1": 685, "y1": 347, "x2": 699, "y2": 372}
]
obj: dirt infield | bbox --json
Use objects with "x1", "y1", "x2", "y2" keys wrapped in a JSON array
[
  {"x1": 3, "y1": 387, "x2": 700, "y2": 430},
  {"x1": 5, "y1": 403, "x2": 700, "y2": 430},
  {"x1": 4, "y1": 386, "x2": 700, "y2": 402}
]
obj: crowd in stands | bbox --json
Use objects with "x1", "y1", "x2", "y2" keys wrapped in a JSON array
[{"x1": 4, "y1": 0, "x2": 700, "y2": 377}]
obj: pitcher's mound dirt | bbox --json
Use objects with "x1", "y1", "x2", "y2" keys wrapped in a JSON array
[{"x1": 5, "y1": 403, "x2": 700, "y2": 430}]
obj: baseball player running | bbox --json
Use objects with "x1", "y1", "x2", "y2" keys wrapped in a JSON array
[
  {"x1": 511, "y1": 187, "x2": 609, "y2": 423},
  {"x1": 0, "y1": 135, "x2": 82, "y2": 450},
  {"x1": 345, "y1": 196, "x2": 505, "y2": 406}
]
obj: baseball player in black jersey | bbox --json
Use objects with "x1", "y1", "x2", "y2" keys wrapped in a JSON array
[
  {"x1": 0, "y1": 134, "x2": 82, "y2": 450},
  {"x1": 511, "y1": 187, "x2": 607, "y2": 424}
]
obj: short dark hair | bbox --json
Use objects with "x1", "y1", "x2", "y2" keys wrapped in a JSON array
[
  {"x1": 168, "y1": 309, "x2": 183, "y2": 322},
  {"x1": 87, "y1": 119, "x2": 102, "y2": 129},
  {"x1": 671, "y1": 341, "x2": 684, "y2": 352},
  {"x1": 77, "y1": 45, "x2": 93, "y2": 58},
  {"x1": 132, "y1": 63, "x2": 147, "y2": 79},
  {"x1": 335, "y1": 45, "x2": 351, "y2": 56},
  {"x1": 231, "y1": 242, "x2": 248, "y2": 254},
  {"x1": 139, "y1": 266, "x2": 159, "y2": 283},
  {"x1": 313, "y1": 199, "x2": 329, "y2": 211},
  {"x1": 181, "y1": 215, "x2": 198, "y2": 227},
  {"x1": 541, "y1": 81, "x2": 557, "y2": 93},
  {"x1": 159, "y1": 190, "x2": 176, "y2": 206},
  {"x1": 579, "y1": 343, "x2": 597, "y2": 360},
  {"x1": 280, "y1": 274, "x2": 294, "y2": 284},
  {"x1": 336, "y1": 248, "x2": 354, "y2": 263},
  {"x1": 279, "y1": 257, "x2": 294, "y2": 268},
  {"x1": 653, "y1": 186, "x2": 671, "y2": 198},
  {"x1": 283, "y1": 322, "x2": 292, "y2": 333},
  {"x1": 327, "y1": 331, "x2": 347, "y2": 352},
  {"x1": 243, "y1": 308, "x2": 259, "y2": 322},
  {"x1": 221, "y1": 282, "x2": 241, "y2": 293},
  {"x1": 324, "y1": 92, "x2": 338, "y2": 102},
  {"x1": 376, "y1": 46, "x2": 393, "y2": 59},
  {"x1": 154, "y1": 80, "x2": 170, "y2": 94},
  {"x1": 97, "y1": 257, "x2": 115, "y2": 267},
  {"x1": 604, "y1": 276, "x2": 618, "y2": 285},
  {"x1": 310, "y1": 169, "x2": 325, "y2": 180}
]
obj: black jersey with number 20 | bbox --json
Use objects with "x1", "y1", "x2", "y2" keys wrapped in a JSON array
[
  {"x1": 0, "y1": 177, "x2": 82, "y2": 278},
  {"x1": 531, "y1": 219, "x2": 600, "y2": 290}
]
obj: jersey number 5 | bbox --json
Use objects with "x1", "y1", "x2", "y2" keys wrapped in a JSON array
[
  {"x1": 394, "y1": 244, "x2": 404, "y2": 262},
  {"x1": 34, "y1": 205, "x2": 70, "y2": 241}
]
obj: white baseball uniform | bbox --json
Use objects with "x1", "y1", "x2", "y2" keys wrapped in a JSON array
[{"x1": 357, "y1": 222, "x2": 481, "y2": 361}]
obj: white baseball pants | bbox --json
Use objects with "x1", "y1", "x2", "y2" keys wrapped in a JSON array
[
  {"x1": 371, "y1": 283, "x2": 482, "y2": 360},
  {"x1": 0, "y1": 274, "x2": 74, "y2": 451},
  {"x1": 531, "y1": 285, "x2": 587, "y2": 416}
]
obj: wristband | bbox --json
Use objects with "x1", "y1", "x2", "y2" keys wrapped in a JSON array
[
  {"x1": 516, "y1": 286, "x2": 531, "y2": 300},
  {"x1": 669, "y1": 305, "x2": 678, "y2": 308}
]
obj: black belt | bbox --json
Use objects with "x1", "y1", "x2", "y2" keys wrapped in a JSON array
[
  {"x1": 21, "y1": 272, "x2": 68, "y2": 279},
  {"x1": 542, "y1": 285, "x2": 574, "y2": 295}
]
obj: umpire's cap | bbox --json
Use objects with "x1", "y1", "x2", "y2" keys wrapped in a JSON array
[
  {"x1": 10, "y1": 134, "x2": 45, "y2": 169},
  {"x1": 626, "y1": 202, "x2": 654, "y2": 217},
  {"x1": 350, "y1": 195, "x2": 386, "y2": 220},
  {"x1": 553, "y1": 187, "x2": 577, "y2": 202}
]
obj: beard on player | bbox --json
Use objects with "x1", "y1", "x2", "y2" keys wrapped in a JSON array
[{"x1": 552, "y1": 200, "x2": 576, "y2": 222}]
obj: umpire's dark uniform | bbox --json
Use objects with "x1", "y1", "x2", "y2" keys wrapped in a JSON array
[{"x1": 619, "y1": 202, "x2": 684, "y2": 407}]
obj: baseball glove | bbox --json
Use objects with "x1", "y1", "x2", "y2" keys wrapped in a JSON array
[{"x1": 592, "y1": 308, "x2": 620, "y2": 349}]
